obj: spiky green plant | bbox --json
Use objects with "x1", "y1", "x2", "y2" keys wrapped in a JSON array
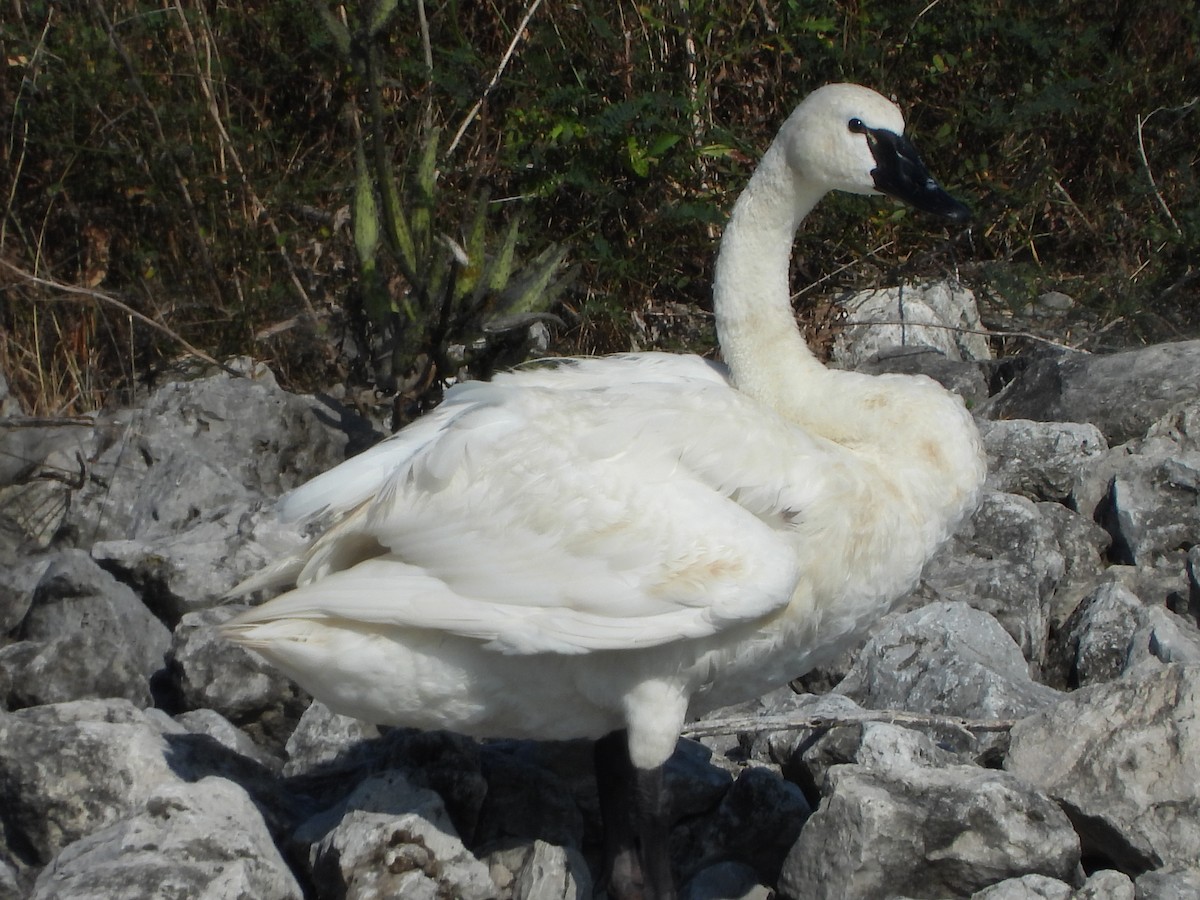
[{"x1": 319, "y1": 0, "x2": 570, "y2": 419}]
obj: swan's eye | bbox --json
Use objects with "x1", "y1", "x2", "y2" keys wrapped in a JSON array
[{"x1": 848, "y1": 118, "x2": 868, "y2": 134}]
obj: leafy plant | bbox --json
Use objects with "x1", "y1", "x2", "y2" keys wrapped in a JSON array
[{"x1": 316, "y1": 0, "x2": 571, "y2": 421}]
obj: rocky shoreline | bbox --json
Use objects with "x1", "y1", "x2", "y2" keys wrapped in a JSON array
[{"x1": 2, "y1": 287, "x2": 1199, "y2": 899}]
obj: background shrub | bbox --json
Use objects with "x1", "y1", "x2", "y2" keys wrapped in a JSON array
[{"x1": 1, "y1": 0, "x2": 1196, "y2": 415}]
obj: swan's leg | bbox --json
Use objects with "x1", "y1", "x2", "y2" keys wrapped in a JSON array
[
  {"x1": 594, "y1": 729, "x2": 676, "y2": 900},
  {"x1": 634, "y1": 762, "x2": 674, "y2": 899},
  {"x1": 596, "y1": 730, "x2": 641, "y2": 897}
]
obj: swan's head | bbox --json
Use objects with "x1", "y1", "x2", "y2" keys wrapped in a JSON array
[{"x1": 781, "y1": 84, "x2": 970, "y2": 222}]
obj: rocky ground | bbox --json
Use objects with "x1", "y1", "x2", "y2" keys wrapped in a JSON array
[{"x1": 1, "y1": 282, "x2": 1199, "y2": 900}]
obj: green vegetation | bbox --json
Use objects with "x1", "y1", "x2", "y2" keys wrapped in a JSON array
[{"x1": 2, "y1": 0, "x2": 1196, "y2": 416}]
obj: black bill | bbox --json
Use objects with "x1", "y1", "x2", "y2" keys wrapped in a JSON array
[{"x1": 853, "y1": 122, "x2": 971, "y2": 223}]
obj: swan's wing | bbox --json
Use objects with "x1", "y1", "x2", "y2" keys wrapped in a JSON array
[
  {"x1": 232, "y1": 360, "x2": 824, "y2": 654},
  {"x1": 276, "y1": 352, "x2": 730, "y2": 525}
]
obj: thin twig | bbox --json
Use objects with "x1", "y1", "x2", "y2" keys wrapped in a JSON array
[
  {"x1": 677, "y1": 2, "x2": 717, "y2": 240},
  {"x1": 444, "y1": 0, "x2": 545, "y2": 160},
  {"x1": 683, "y1": 709, "x2": 1017, "y2": 741},
  {"x1": 835, "y1": 317, "x2": 1086, "y2": 353},
  {"x1": 3, "y1": 8, "x2": 55, "y2": 252},
  {"x1": 1, "y1": 259, "x2": 237, "y2": 375},
  {"x1": 1050, "y1": 178, "x2": 1099, "y2": 236},
  {"x1": 913, "y1": 0, "x2": 950, "y2": 23},
  {"x1": 793, "y1": 241, "x2": 896, "y2": 299},
  {"x1": 887, "y1": 0, "x2": 952, "y2": 84},
  {"x1": 86, "y1": 0, "x2": 225, "y2": 307},
  {"x1": 172, "y1": 2, "x2": 317, "y2": 319},
  {"x1": 1134, "y1": 100, "x2": 1197, "y2": 237}
]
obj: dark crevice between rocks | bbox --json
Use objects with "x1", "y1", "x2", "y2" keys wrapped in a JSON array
[{"x1": 1060, "y1": 801, "x2": 1162, "y2": 878}]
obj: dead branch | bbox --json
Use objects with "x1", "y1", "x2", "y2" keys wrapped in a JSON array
[{"x1": 683, "y1": 709, "x2": 1018, "y2": 742}]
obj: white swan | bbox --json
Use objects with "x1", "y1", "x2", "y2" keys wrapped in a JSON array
[{"x1": 222, "y1": 83, "x2": 984, "y2": 899}]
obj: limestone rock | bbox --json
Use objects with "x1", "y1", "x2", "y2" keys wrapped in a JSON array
[
  {"x1": 919, "y1": 491, "x2": 1066, "y2": 662},
  {"x1": 979, "y1": 341, "x2": 1200, "y2": 445},
  {"x1": 836, "y1": 601, "x2": 1061, "y2": 722},
  {"x1": 978, "y1": 419, "x2": 1107, "y2": 502},
  {"x1": 296, "y1": 770, "x2": 496, "y2": 900},
  {"x1": 1005, "y1": 664, "x2": 1200, "y2": 871},
  {"x1": 777, "y1": 763, "x2": 1079, "y2": 900},
  {"x1": 1, "y1": 551, "x2": 171, "y2": 709},
  {"x1": 29, "y1": 777, "x2": 303, "y2": 900},
  {"x1": 833, "y1": 281, "x2": 991, "y2": 369}
]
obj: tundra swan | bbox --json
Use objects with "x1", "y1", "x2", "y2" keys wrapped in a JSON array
[{"x1": 222, "y1": 83, "x2": 984, "y2": 899}]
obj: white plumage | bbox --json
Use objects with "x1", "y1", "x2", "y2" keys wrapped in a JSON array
[{"x1": 223, "y1": 84, "x2": 985, "y2": 786}]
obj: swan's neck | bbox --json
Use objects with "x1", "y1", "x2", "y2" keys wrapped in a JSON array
[
  {"x1": 712, "y1": 146, "x2": 985, "y2": 539},
  {"x1": 713, "y1": 142, "x2": 828, "y2": 410}
]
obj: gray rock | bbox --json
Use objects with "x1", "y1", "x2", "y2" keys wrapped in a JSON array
[
  {"x1": 0, "y1": 374, "x2": 22, "y2": 419},
  {"x1": 1089, "y1": 563, "x2": 1195, "y2": 618},
  {"x1": 1129, "y1": 605, "x2": 1200, "y2": 670},
  {"x1": 979, "y1": 419, "x2": 1107, "y2": 502},
  {"x1": 856, "y1": 348, "x2": 990, "y2": 407},
  {"x1": 1069, "y1": 400, "x2": 1200, "y2": 567},
  {"x1": 1070, "y1": 869, "x2": 1135, "y2": 899},
  {"x1": 969, "y1": 874, "x2": 1072, "y2": 899},
  {"x1": 0, "y1": 636, "x2": 153, "y2": 710},
  {"x1": 1134, "y1": 867, "x2": 1200, "y2": 900},
  {"x1": 64, "y1": 364, "x2": 369, "y2": 544},
  {"x1": 786, "y1": 721, "x2": 959, "y2": 810},
  {"x1": 174, "y1": 707, "x2": 283, "y2": 773},
  {"x1": 167, "y1": 606, "x2": 309, "y2": 753},
  {"x1": 297, "y1": 770, "x2": 496, "y2": 900},
  {"x1": 0, "y1": 857, "x2": 18, "y2": 900},
  {"x1": 0, "y1": 552, "x2": 51, "y2": 634},
  {"x1": 11, "y1": 341, "x2": 1200, "y2": 899},
  {"x1": 919, "y1": 491, "x2": 1065, "y2": 663},
  {"x1": 852, "y1": 721, "x2": 960, "y2": 775},
  {"x1": 380, "y1": 728, "x2": 489, "y2": 844},
  {"x1": 0, "y1": 420, "x2": 91, "y2": 489},
  {"x1": 1036, "y1": 502, "x2": 1111, "y2": 619},
  {"x1": 1144, "y1": 397, "x2": 1200, "y2": 451},
  {"x1": 978, "y1": 341, "x2": 1200, "y2": 445},
  {"x1": 1036, "y1": 503, "x2": 1114, "y2": 683},
  {"x1": 1057, "y1": 581, "x2": 1144, "y2": 687},
  {"x1": 476, "y1": 745, "x2": 585, "y2": 850},
  {"x1": 92, "y1": 521, "x2": 242, "y2": 624},
  {"x1": 1101, "y1": 450, "x2": 1200, "y2": 566},
  {"x1": 22, "y1": 551, "x2": 170, "y2": 672},
  {"x1": 28, "y1": 777, "x2": 303, "y2": 900},
  {"x1": 699, "y1": 686, "x2": 866, "y2": 767},
  {"x1": 836, "y1": 601, "x2": 1061, "y2": 722},
  {"x1": 282, "y1": 699, "x2": 381, "y2": 777},
  {"x1": 1, "y1": 551, "x2": 171, "y2": 709},
  {"x1": 664, "y1": 737, "x2": 736, "y2": 818},
  {"x1": 777, "y1": 763, "x2": 1079, "y2": 900},
  {"x1": 485, "y1": 840, "x2": 592, "y2": 900},
  {"x1": 0, "y1": 699, "x2": 185, "y2": 865},
  {"x1": 1005, "y1": 664, "x2": 1200, "y2": 872},
  {"x1": 833, "y1": 281, "x2": 991, "y2": 369},
  {"x1": 0, "y1": 419, "x2": 93, "y2": 548},
  {"x1": 0, "y1": 476, "x2": 72, "y2": 550},
  {"x1": 1025, "y1": 290, "x2": 1075, "y2": 318}
]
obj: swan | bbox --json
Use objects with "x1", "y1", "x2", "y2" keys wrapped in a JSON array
[{"x1": 222, "y1": 83, "x2": 984, "y2": 899}]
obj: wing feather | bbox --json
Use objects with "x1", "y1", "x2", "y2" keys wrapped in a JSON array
[{"x1": 233, "y1": 353, "x2": 829, "y2": 654}]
